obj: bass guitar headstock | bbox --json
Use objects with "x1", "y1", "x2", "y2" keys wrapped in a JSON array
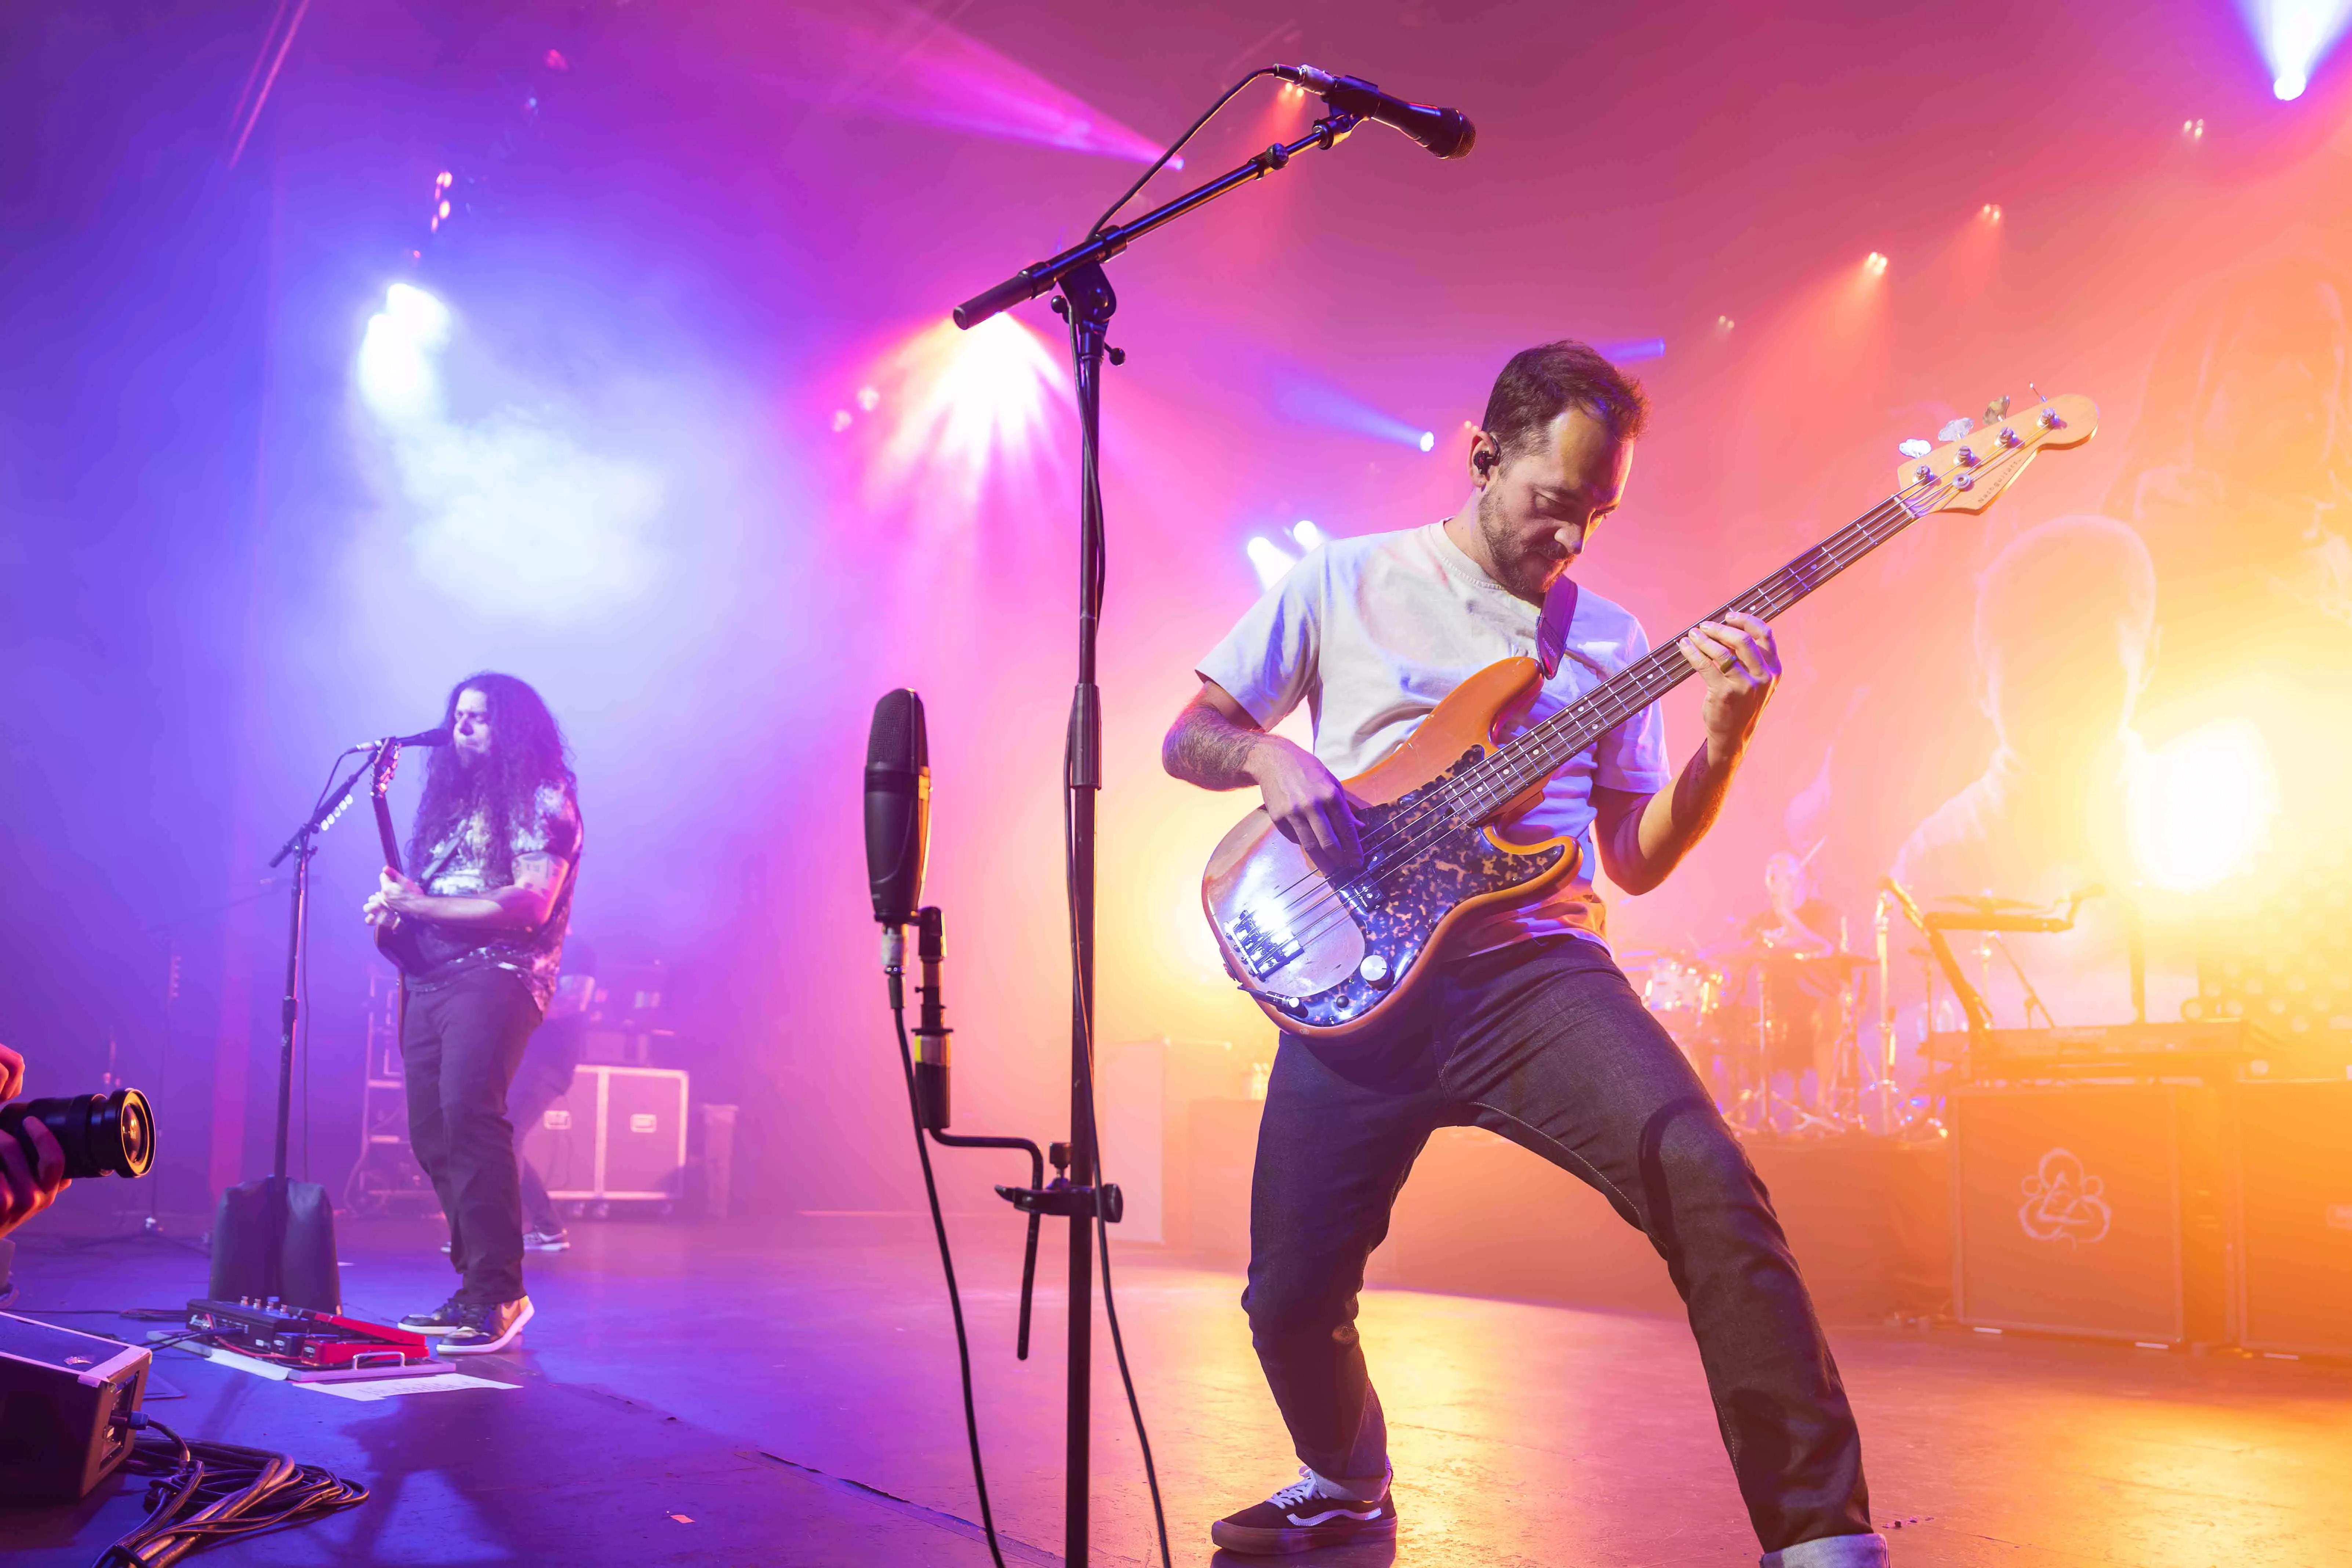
[{"x1": 1894, "y1": 391, "x2": 2098, "y2": 517}]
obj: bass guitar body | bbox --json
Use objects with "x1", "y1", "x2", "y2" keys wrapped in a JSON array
[{"x1": 1201, "y1": 656, "x2": 1578, "y2": 1038}]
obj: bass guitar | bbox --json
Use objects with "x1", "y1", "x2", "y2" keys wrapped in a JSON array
[{"x1": 1199, "y1": 393, "x2": 2098, "y2": 1038}]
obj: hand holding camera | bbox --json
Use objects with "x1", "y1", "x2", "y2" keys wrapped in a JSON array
[{"x1": 0, "y1": 1043, "x2": 155, "y2": 1238}]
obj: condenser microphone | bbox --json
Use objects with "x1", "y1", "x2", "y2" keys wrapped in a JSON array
[
  {"x1": 1272, "y1": 64, "x2": 1476, "y2": 159},
  {"x1": 865, "y1": 689, "x2": 931, "y2": 929}
]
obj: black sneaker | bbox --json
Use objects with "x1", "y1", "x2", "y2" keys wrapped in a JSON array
[
  {"x1": 436, "y1": 1296, "x2": 533, "y2": 1355},
  {"x1": 400, "y1": 1295, "x2": 467, "y2": 1336},
  {"x1": 523, "y1": 1227, "x2": 570, "y2": 1252},
  {"x1": 1210, "y1": 1468, "x2": 1396, "y2": 1555}
]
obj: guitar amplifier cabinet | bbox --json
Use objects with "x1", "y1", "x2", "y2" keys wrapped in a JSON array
[
  {"x1": 519, "y1": 1065, "x2": 688, "y2": 1204},
  {"x1": 0, "y1": 1312, "x2": 150, "y2": 1501},
  {"x1": 1952, "y1": 1086, "x2": 2227, "y2": 1345},
  {"x1": 2231, "y1": 1081, "x2": 2352, "y2": 1356}
]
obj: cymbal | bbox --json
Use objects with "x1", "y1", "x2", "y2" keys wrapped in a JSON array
[
  {"x1": 1929, "y1": 894, "x2": 2042, "y2": 914},
  {"x1": 1712, "y1": 942, "x2": 1870, "y2": 970}
]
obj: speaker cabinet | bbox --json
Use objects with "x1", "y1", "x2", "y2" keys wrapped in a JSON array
[
  {"x1": 2232, "y1": 1081, "x2": 2352, "y2": 1356},
  {"x1": 519, "y1": 1065, "x2": 688, "y2": 1204},
  {"x1": 1953, "y1": 1086, "x2": 2227, "y2": 1345}
]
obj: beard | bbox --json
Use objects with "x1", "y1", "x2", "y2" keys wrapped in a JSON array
[{"x1": 1475, "y1": 485, "x2": 1564, "y2": 600}]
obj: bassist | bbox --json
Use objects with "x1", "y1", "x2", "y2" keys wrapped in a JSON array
[
  {"x1": 1163, "y1": 342, "x2": 1884, "y2": 1567},
  {"x1": 363, "y1": 672, "x2": 582, "y2": 1355}
]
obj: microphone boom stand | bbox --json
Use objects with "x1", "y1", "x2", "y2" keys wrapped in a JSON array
[
  {"x1": 952, "y1": 104, "x2": 1366, "y2": 1568},
  {"x1": 256, "y1": 749, "x2": 375, "y2": 1300}
]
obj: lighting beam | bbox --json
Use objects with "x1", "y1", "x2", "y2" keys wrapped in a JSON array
[{"x1": 2239, "y1": 0, "x2": 2352, "y2": 100}]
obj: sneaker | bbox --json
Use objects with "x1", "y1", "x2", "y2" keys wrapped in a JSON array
[
  {"x1": 1210, "y1": 1467, "x2": 1396, "y2": 1555},
  {"x1": 436, "y1": 1296, "x2": 534, "y2": 1355},
  {"x1": 400, "y1": 1295, "x2": 467, "y2": 1336},
  {"x1": 523, "y1": 1228, "x2": 570, "y2": 1252}
]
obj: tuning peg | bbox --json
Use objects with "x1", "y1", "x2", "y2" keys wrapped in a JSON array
[
  {"x1": 1937, "y1": 416, "x2": 1975, "y2": 442},
  {"x1": 1983, "y1": 394, "x2": 2011, "y2": 421},
  {"x1": 1898, "y1": 438, "x2": 1932, "y2": 458}
]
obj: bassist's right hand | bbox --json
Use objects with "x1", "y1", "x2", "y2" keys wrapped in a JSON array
[{"x1": 1252, "y1": 742, "x2": 1363, "y2": 876}]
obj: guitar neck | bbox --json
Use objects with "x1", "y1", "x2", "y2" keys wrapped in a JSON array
[
  {"x1": 1494, "y1": 494, "x2": 1921, "y2": 793},
  {"x1": 372, "y1": 790, "x2": 404, "y2": 874}
]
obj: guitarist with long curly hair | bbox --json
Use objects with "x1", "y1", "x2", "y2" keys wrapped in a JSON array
[
  {"x1": 363, "y1": 672, "x2": 582, "y2": 1355},
  {"x1": 1165, "y1": 342, "x2": 1883, "y2": 1567}
]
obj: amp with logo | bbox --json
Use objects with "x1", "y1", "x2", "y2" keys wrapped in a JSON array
[
  {"x1": 518, "y1": 1065, "x2": 690, "y2": 1213},
  {"x1": 1951, "y1": 1085, "x2": 2229, "y2": 1345}
]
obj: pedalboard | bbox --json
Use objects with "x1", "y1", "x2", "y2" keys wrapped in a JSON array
[{"x1": 185, "y1": 1297, "x2": 431, "y2": 1371}]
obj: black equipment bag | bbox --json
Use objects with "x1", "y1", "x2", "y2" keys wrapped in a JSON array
[{"x1": 209, "y1": 1177, "x2": 341, "y2": 1312}]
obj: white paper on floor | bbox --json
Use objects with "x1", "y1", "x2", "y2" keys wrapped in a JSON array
[{"x1": 300, "y1": 1371, "x2": 521, "y2": 1401}]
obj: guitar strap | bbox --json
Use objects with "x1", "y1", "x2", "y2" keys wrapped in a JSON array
[{"x1": 1536, "y1": 576, "x2": 1580, "y2": 681}]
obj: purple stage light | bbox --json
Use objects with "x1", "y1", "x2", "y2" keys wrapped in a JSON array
[
  {"x1": 2242, "y1": 0, "x2": 2352, "y2": 99},
  {"x1": 1595, "y1": 337, "x2": 1667, "y2": 363},
  {"x1": 1246, "y1": 535, "x2": 1298, "y2": 589},
  {"x1": 1274, "y1": 377, "x2": 1435, "y2": 449}
]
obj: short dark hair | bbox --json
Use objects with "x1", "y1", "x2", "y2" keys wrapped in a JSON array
[{"x1": 1480, "y1": 340, "x2": 1649, "y2": 458}]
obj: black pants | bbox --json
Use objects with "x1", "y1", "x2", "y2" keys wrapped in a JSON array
[
  {"x1": 401, "y1": 966, "x2": 542, "y2": 1304},
  {"x1": 1246, "y1": 936, "x2": 1873, "y2": 1556}
]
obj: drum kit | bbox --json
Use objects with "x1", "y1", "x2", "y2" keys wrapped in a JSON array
[
  {"x1": 1625, "y1": 882, "x2": 2103, "y2": 1137},
  {"x1": 1622, "y1": 934, "x2": 1884, "y2": 1137}
]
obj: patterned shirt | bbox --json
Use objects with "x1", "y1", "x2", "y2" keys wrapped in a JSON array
[{"x1": 414, "y1": 782, "x2": 583, "y2": 1010}]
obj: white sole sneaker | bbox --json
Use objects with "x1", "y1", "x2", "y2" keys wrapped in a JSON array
[{"x1": 435, "y1": 1296, "x2": 534, "y2": 1355}]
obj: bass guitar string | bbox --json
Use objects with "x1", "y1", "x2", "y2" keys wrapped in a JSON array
[
  {"x1": 1309, "y1": 490, "x2": 1924, "y2": 884},
  {"x1": 1248, "y1": 491, "x2": 1929, "y2": 953},
  {"x1": 1259, "y1": 432, "x2": 2045, "y2": 963},
  {"x1": 1239, "y1": 450, "x2": 2032, "y2": 969},
  {"x1": 1251, "y1": 490, "x2": 1951, "y2": 963},
  {"x1": 1248, "y1": 492, "x2": 1927, "y2": 932},
  {"x1": 1255, "y1": 500, "x2": 1930, "y2": 961}
]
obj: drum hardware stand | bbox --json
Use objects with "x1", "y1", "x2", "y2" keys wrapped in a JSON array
[
  {"x1": 1879, "y1": 877, "x2": 2098, "y2": 1115},
  {"x1": 949, "y1": 101, "x2": 1369, "y2": 1568}
]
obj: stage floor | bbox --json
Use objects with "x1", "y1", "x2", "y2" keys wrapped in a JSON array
[{"x1": 5, "y1": 1211, "x2": 2348, "y2": 1567}]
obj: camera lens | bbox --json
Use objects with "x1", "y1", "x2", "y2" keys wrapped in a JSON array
[{"x1": 0, "y1": 1088, "x2": 155, "y2": 1180}]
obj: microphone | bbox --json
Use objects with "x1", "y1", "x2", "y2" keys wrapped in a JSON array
[
  {"x1": 1273, "y1": 64, "x2": 1475, "y2": 159},
  {"x1": 864, "y1": 690, "x2": 931, "y2": 930},
  {"x1": 352, "y1": 727, "x2": 453, "y2": 752}
]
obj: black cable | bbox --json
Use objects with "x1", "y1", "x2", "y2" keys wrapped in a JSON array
[
  {"x1": 96, "y1": 1415, "x2": 368, "y2": 1568},
  {"x1": 1088, "y1": 69, "x2": 1276, "y2": 238},
  {"x1": 888, "y1": 989, "x2": 1008, "y2": 1568}
]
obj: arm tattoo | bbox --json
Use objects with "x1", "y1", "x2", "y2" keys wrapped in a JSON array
[{"x1": 1162, "y1": 703, "x2": 1266, "y2": 790}]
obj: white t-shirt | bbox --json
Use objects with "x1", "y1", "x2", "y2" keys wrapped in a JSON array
[{"x1": 1196, "y1": 521, "x2": 1672, "y2": 950}]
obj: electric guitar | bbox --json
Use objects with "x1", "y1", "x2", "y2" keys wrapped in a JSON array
[
  {"x1": 1199, "y1": 393, "x2": 2098, "y2": 1038},
  {"x1": 367, "y1": 741, "x2": 467, "y2": 976}
]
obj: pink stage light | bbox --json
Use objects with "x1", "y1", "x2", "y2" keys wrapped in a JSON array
[
  {"x1": 864, "y1": 313, "x2": 1070, "y2": 513},
  {"x1": 751, "y1": 0, "x2": 1167, "y2": 163}
]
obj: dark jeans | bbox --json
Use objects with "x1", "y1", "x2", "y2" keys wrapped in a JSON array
[
  {"x1": 402, "y1": 965, "x2": 542, "y2": 1304},
  {"x1": 1246, "y1": 935, "x2": 1872, "y2": 1556}
]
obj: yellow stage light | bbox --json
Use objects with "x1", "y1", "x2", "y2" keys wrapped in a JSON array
[{"x1": 2128, "y1": 720, "x2": 2278, "y2": 892}]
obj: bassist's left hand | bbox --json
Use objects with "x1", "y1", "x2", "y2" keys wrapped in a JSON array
[{"x1": 1677, "y1": 610, "x2": 1779, "y2": 754}]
